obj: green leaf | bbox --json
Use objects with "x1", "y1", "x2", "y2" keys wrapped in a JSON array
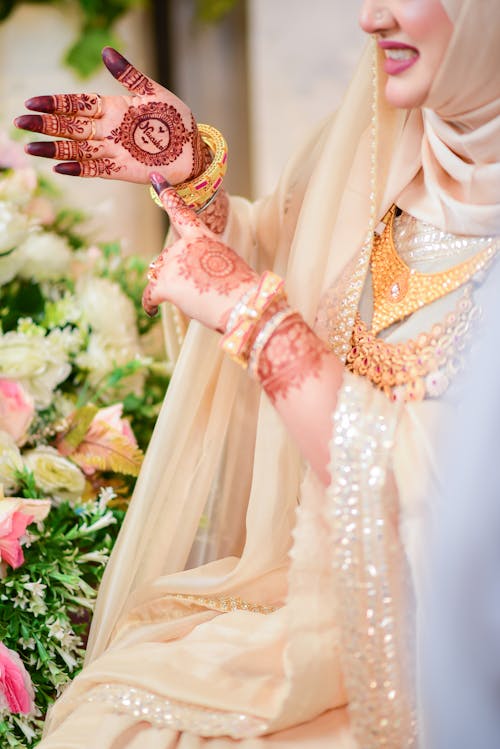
[
  {"x1": 64, "y1": 26, "x2": 120, "y2": 78},
  {"x1": 196, "y1": 0, "x2": 239, "y2": 23}
]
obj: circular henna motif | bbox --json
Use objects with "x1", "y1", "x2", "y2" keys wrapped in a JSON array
[
  {"x1": 199, "y1": 249, "x2": 235, "y2": 278},
  {"x1": 116, "y1": 102, "x2": 190, "y2": 167}
]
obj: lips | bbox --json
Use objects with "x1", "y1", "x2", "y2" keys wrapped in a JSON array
[{"x1": 378, "y1": 40, "x2": 419, "y2": 76}]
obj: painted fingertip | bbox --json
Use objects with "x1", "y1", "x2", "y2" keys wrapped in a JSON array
[
  {"x1": 150, "y1": 173, "x2": 171, "y2": 195},
  {"x1": 101, "y1": 47, "x2": 129, "y2": 77},
  {"x1": 26, "y1": 142, "x2": 56, "y2": 158},
  {"x1": 54, "y1": 162, "x2": 82, "y2": 176},
  {"x1": 14, "y1": 115, "x2": 43, "y2": 132},
  {"x1": 25, "y1": 96, "x2": 54, "y2": 113}
]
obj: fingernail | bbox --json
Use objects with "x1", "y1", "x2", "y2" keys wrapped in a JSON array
[
  {"x1": 145, "y1": 305, "x2": 159, "y2": 318},
  {"x1": 54, "y1": 162, "x2": 82, "y2": 176},
  {"x1": 102, "y1": 47, "x2": 129, "y2": 77},
  {"x1": 26, "y1": 142, "x2": 56, "y2": 158},
  {"x1": 14, "y1": 115, "x2": 44, "y2": 132},
  {"x1": 150, "y1": 173, "x2": 171, "y2": 195},
  {"x1": 25, "y1": 96, "x2": 55, "y2": 113}
]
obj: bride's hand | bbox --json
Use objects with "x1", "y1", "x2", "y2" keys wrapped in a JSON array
[
  {"x1": 14, "y1": 48, "x2": 203, "y2": 185},
  {"x1": 142, "y1": 174, "x2": 258, "y2": 326}
]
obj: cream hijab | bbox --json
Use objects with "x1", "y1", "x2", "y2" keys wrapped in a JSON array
[
  {"x1": 85, "y1": 0, "x2": 500, "y2": 663},
  {"x1": 398, "y1": 0, "x2": 500, "y2": 234}
]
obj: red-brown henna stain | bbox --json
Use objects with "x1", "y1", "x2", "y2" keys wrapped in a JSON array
[
  {"x1": 25, "y1": 94, "x2": 101, "y2": 116},
  {"x1": 54, "y1": 159, "x2": 121, "y2": 177},
  {"x1": 102, "y1": 48, "x2": 157, "y2": 96},
  {"x1": 190, "y1": 115, "x2": 206, "y2": 179},
  {"x1": 177, "y1": 237, "x2": 255, "y2": 295},
  {"x1": 26, "y1": 140, "x2": 99, "y2": 160},
  {"x1": 118, "y1": 65, "x2": 155, "y2": 96},
  {"x1": 257, "y1": 316, "x2": 329, "y2": 404},
  {"x1": 16, "y1": 114, "x2": 91, "y2": 139},
  {"x1": 107, "y1": 102, "x2": 189, "y2": 167},
  {"x1": 202, "y1": 190, "x2": 229, "y2": 235}
]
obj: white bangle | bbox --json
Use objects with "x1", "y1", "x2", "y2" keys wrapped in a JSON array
[{"x1": 248, "y1": 307, "x2": 298, "y2": 378}]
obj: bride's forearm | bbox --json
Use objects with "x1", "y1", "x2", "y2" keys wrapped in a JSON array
[{"x1": 255, "y1": 316, "x2": 344, "y2": 486}]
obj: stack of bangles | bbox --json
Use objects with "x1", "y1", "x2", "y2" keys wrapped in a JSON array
[
  {"x1": 150, "y1": 123, "x2": 228, "y2": 213},
  {"x1": 219, "y1": 271, "x2": 300, "y2": 376}
]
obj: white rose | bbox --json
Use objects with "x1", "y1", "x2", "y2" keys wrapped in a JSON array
[
  {"x1": 0, "y1": 430, "x2": 23, "y2": 492},
  {"x1": 77, "y1": 277, "x2": 139, "y2": 343},
  {"x1": 18, "y1": 231, "x2": 72, "y2": 282},
  {"x1": 0, "y1": 329, "x2": 71, "y2": 408},
  {"x1": 23, "y1": 447, "x2": 85, "y2": 503},
  {"x1": 0, "y1": 202, "x2": 30, "y2": 281}
]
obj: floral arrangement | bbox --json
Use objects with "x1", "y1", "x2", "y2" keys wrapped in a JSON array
[{"x1": 0, "y1": 134, "x2": 169, "y2": 746}]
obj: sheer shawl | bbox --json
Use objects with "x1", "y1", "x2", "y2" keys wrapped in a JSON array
[{"x1": 43, "y1": 0, "x2": 499, "y2": 741}]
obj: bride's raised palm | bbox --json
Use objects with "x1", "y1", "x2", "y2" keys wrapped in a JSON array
[{"x1": 14, "y1": 48, "x2": 202, "y2": 185}]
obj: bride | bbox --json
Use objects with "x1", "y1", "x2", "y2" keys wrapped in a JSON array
[{"x1": 15, "y1": 0, "x2": 500, "y2": 746}]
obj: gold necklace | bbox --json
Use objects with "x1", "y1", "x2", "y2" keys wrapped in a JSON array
[{"x1": 370, "y1": 205, "x2": 497, "y2": 335}]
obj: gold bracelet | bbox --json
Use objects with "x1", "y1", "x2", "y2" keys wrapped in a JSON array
[{"x1": 150, "y1": 123, "x2": 228, "y2": 211}]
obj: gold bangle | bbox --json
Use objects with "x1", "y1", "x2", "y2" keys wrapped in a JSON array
[{"x1": 149, "y1": 123, "x2": 228, "y2": 210}]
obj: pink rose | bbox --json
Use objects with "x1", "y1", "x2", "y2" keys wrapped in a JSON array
[
  {"x1": 93, "y1": 404, "x2": 137, "y2": 444},
  {"x1": 0, "y1": 379, "x2": 35, "y2": 445},
  {"x1": 0, "y1": 642, "x2": 35, "y2": 714},
  {"x1": 0, "y1": 501, "x2": 34, "y2": 570}
]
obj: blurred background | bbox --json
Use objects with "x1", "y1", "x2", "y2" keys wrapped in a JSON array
[{"x1": 0, "y1": 0, "x2": 364, "y2": 257}]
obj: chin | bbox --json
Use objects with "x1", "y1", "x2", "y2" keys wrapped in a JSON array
[{"x1": 383, "y1": 78, "x2": 429, "y2": 110}]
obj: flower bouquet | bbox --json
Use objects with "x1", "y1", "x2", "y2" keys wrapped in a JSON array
[{"x1": 0, "y1": 134, "x2": 169, "y2": 746}]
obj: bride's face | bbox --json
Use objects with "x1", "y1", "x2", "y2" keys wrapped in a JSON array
[{"x1": 359, "y1": 0, "x2": 454, "y2": 109}]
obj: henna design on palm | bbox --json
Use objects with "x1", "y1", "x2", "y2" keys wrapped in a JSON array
[
  {"x1": 257, "y1": 317, "x2": 329, "y2": 404},
  {"x1": 107, "y1": 102, "x2": 190, "y2": 167}
]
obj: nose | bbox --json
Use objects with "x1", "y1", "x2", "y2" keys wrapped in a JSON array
[{"x1": 359, "y1": 1, "x2": 393, "y2": 34}]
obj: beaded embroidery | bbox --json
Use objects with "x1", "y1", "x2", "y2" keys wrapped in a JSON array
[
  {"x1": 84, "y1": 683, "x2": 269, "y2": 738},
  {"x1": 168, "y1": 592, "x2": 277, "y2": 615},
  {"x1": 327, "y1": 380, "x2": 417, "y2": 749}
]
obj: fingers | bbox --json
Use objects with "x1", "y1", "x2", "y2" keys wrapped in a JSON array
[
  {"x1": 150, "y1": 173, "x2": 207, "y2": 239},
  {"x1": 102, "y1": 47, "x2": 159, "y2": 97},
  {"x1": 54, "y1": 158, "x2": 123, "y2": 178},
  {"x1": 15, "y1": 114, "x2": 102, "y2": 141},
  {"x1": 26, "y1": 140, "x2": 109, "y2": 162},
  {"x1": 25, "y1": 93, "x2": 104, "y2": 118}
]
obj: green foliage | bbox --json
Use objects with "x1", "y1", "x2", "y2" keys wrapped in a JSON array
[
  {"x1": 196, "y1": 0, "x2": 240, "y2": 23},
  {"x1": 0, "y1": 500, "x2": 123, "y2": 746}
]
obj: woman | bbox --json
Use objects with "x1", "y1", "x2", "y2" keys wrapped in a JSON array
[{"x1": 14, "y1": 0, "x2": 500, "y2": 746}]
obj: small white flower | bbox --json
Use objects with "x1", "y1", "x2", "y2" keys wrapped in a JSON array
[{"x1": 97, "y1": 486, "x2": 117, "y2": 511}]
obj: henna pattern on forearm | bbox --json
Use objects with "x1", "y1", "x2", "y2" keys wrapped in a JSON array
[
  {"x1": 202, "y1": 189, "x2": 229, "y2": 235},
  {"x1": 107, "y1": 102, "x2": 190, "y2": 167},
  {"x1": 257, "y1": 316, "x2": 330, "y2": 404},
  {"x1": 190, "y1": 116, "x2": 206, "y2": 179},
  {"x1": 178, "y1": 237, "x2": 255, "y2": 295}
]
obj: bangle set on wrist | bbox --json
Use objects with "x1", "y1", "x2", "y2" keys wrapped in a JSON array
[
  {"x1": 150, "y1": 123, "x2": 228, "y2": 212},
  {"x1": 220, "y1": 271, "x2": 296, "y2": 374}
]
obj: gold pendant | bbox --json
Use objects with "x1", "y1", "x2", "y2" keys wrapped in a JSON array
[{"x1": 370, "y1": 205, "x2": 496, "y2": 335}]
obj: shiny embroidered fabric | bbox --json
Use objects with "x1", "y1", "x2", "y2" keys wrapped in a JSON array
[
  {"x1": 84, "y1": 683, "x2": 269, "y2": 738},
  {"x1": 327, "y1": 380, "x2": 417, "y2": 749}
]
